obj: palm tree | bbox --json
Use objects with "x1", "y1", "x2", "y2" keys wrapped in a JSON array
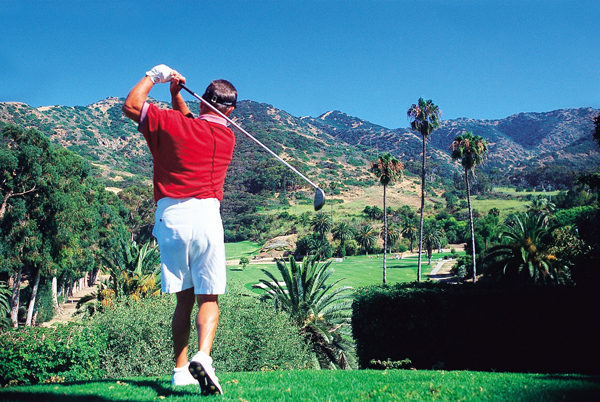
[
  {"x1": 332, "y1": 221, "x2": 356, "y2": 258},
  {"x1": 400, "y1": 217, "x2": 419, "y2": 252},
  {"x1": 370, "y1": 153, "x2": 404, "y2": 284},
  {"x1": 100, "y1": 239, "x2": 161, "y2": 299},
  {"x1": 483, "y1": 212, "x2": 571, "y2": 285},
  {"x1": 355, "y1": 224, "x2": 377, "y2": 256},
  {"x1": 256, "y1": 256, "x2": 356, "y2": 369},
  {"x1": 407, "y1": 98, "x2": 442, "y2": 281},
  {"x1": 311, "y1": 212, "x2": 333, "y2": 241},
  {"x1": 381, "y1": 224, "x2": 401, "y2": 254},
  {"x1": 526, "y1": 196, "x2": 556, "y2": 215},
  {"x1": 422, "y1": 223, "x2": 445, "y2": 265},
  {"x1": 450, "y1": 131, "x2": 488, "y2": 282},
  {"x1": 78, "y1": 239, "x2": 161, "y2": 315}
]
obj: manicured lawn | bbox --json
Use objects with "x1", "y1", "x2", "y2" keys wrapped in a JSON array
[
  {"x1": 2, "y1": 370, "x2": 599, "y2": 401},
  {"x1": 224, "y1": 241, "x2": 263, "y2": 260},
  {"x1": 227, "y1": 252, "x2": 458, "y2": 293}
]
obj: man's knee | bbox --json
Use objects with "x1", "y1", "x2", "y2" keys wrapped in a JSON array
[
  {"x1": 196, "y1": 294, "x2": 218, "y2": 304},
  {"x1": 175, "y1": 288, "x2": 196, "y2": 312}
]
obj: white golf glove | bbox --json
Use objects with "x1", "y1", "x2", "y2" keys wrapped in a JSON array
[{"x1": 146, "y1": 64, "x2": 173, "y2": 83}]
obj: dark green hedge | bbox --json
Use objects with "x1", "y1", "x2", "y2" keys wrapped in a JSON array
[{"x1": 352, "y1": 282, "x2": 600, "y2": 374}]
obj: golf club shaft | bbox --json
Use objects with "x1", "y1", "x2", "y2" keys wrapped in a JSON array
[{"x1": 179, "y1": 83, "x2": 320, "y2": 191}]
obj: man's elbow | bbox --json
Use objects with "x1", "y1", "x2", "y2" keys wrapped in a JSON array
[{"x1": 122, "y1": 102, "x2": 141, "y2": 123}]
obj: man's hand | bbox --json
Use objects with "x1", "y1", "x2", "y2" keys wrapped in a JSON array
[
  {"x1": 169, "y1": 70, "x2": 186, "y2": 96},
  {"x1": 146, "y1": 64, "x2": 173, "y2": 83}
]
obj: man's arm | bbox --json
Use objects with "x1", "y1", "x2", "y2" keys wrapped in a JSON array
[
  {"x1": 122, "y1": 64, "x2": 177, "y2": 123},
  {"x1": 170, "y1": 74, "x2": 193, "y2": 118},
  {"x1": 122, "y1": 76, "x2": 154, "y2": 123}
]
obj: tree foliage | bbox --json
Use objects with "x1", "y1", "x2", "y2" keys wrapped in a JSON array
[
  {"x1": 483, "y1": 212, "x2": 572, "y2": 285},
  {"x1": 0, "y1": 124, "x2": 127, "y2": 326},
  {"x1": 256, "y1": 256, "x2": 356, "y2": 369}
]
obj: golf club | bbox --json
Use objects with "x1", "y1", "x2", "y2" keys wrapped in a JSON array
[{"x1": 179, "y1": 83, "x2": 326, "y2": 211}]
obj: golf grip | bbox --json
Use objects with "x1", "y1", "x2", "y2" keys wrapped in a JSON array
[{"x1": 178, "y1": 83, "x2": 320, "y2": 191}]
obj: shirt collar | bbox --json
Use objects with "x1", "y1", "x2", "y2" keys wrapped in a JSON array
[{"x1": 198, "y1": 113, "x2": 228, "y2": 127}]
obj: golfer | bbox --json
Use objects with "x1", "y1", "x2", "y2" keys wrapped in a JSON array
[{"x1": 123, "y1": 64, "x2": 237, "y2": 395}]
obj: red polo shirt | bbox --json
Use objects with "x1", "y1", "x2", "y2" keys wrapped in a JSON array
[{"x1": 138, "y1": 102, "x2": 236, "y2": 203}]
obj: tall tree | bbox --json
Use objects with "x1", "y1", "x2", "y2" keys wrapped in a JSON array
[
  {"x1": 407, "y1": 98, "x2": 442, "y2": 281},
  {"x1": 370, "y1": 153, "x2": 404, "y2": 284},
  {"x1": 450, "y1": 131, "x2": 488, "y2": 282},
  {"x1": 1, "y1": 124, "x2": 126, "y2": 326}
]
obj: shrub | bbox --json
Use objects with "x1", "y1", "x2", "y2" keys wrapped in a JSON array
[
  {"x1": 0, "y1": 323, "x2": 105, "y2": 385},
  {"x1": 87, "y1": 294, "x2": 174, "y2": 378},
  {"x1": 213, "y1": 284, "x2": 312, "y2": 371},
  {"x1": 87, "y1": 281, "x2": 311, "y2": 378}
]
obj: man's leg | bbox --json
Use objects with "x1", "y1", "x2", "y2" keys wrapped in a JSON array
[
  {"x1": 189, "y1": 294, "x2": 223, "y2": 395},
  {"x1": 172, "y1": 288, "x2": 195, "y2": 368},
  {"x1": 195, "y1": 294, "x2": 219, "y2": 355}
]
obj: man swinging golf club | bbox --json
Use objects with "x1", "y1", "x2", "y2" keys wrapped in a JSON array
[{"x1": 123, "y1": 64, "x2": 236, "y2": 395}]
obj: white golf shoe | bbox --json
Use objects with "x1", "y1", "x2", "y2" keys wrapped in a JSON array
[
  {"x1": 171, "y1": 363, "x2": 198, "y2": 386},
  {"x1": 188, "y1": 351, "x2": 223, "y2": 395}
]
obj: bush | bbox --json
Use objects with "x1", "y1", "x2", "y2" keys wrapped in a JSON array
[
  {"x1": 353, "y1": 282, "x2": 600, "y2": 374},
  {"x1": 87, "y1": 281, "x2": 311, "y2": 378},
  {"x1": 0, "y1": 284, "x2": 312, "y2": 384},
  {"x1": 0, "y1": 323, "x2": 105, "y2": 385},
  {"x1": 87, "y1": 295, "x2": 174, "y2": 378},
  {"x1": 213, "y1": 284, "x2": 312, "y2": 371}
]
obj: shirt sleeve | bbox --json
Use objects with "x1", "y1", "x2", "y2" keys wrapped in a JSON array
[{"x1": 137, "y1": 102, "x2": 151, "y2": 133}]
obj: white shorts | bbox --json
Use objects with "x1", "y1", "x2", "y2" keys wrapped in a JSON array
[{"x1": 153, "y1": 197, "x2": 226, "y2": 295}]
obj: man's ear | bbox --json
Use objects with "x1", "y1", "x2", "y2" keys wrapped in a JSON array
[{"x1": 224, "y1": 106, "x2": 235, "y2": 117}]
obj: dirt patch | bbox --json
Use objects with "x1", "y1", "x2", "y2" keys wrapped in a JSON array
[{"x1": 255, "y1": 234, "x2": 297, "y2": 260}]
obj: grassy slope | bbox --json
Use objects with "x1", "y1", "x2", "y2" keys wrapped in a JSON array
[{"x1": 2, "y1": 370, "x2": 599, "y2": 402}]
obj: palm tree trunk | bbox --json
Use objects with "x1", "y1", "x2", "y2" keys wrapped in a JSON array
[
  {"x1": 465, "y1": 169, "x2": 477, "y2": 283},
  {"x1": 417, "y1": 138, "x2": 426, "y2": 282},
  {"x1": 383, "y1": 185, "x2": 387, "y2": 285}
]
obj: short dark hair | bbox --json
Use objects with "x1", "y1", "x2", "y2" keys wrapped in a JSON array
[{"x1": 202, "y1": 79, "x2": 237, "y2": 114}]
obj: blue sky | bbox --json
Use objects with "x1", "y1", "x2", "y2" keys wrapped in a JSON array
[{"x1": 1, "y1": 0, "x2": 599, "y2": 129}]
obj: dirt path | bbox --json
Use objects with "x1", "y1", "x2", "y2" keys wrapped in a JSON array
[
  {"x1": 41, "y1": 276, "x2": 107, "y2": 327},
  {"x1": 430, "y1": 258, "x2": 458, "y2": 283}
]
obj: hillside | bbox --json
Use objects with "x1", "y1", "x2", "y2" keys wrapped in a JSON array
[{"x1": 1, "y1": 99, "x2": 599, "y2": 207}]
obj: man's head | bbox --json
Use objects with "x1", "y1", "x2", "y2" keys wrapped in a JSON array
[{"x1": 202, "y1": 79, "x2": 237, "y2": 115}]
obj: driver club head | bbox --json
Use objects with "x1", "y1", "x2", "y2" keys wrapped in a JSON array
[{"x1": 314, "y1": 187, "x2": 326, "y2": 211}]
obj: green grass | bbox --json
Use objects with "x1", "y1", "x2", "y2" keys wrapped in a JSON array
[
  {"x1": 469, "y1": 198, "x2": 527, "y2": 218},
  {"x1": 227, "y1": 252, "x2": 458, "y2": 293},
  {"x1": 2, "y1": 370, "x2": 599, "y2": 401},
  {"x1": 224, "y1": 241, "x2": 263, "y2": 260}
]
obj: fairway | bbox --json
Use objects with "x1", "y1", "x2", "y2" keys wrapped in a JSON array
[{"x1": 225, "y1": 251, "x2": 459, "y2": 292}]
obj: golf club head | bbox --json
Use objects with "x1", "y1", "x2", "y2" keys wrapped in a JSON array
[{"x1": 314, "y1": 187, "x2": 326, "y2": 211}]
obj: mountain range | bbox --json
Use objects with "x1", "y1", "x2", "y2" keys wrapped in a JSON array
[{"x1": 1, "y1": 99, "x2": 599, "y2": 191}]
